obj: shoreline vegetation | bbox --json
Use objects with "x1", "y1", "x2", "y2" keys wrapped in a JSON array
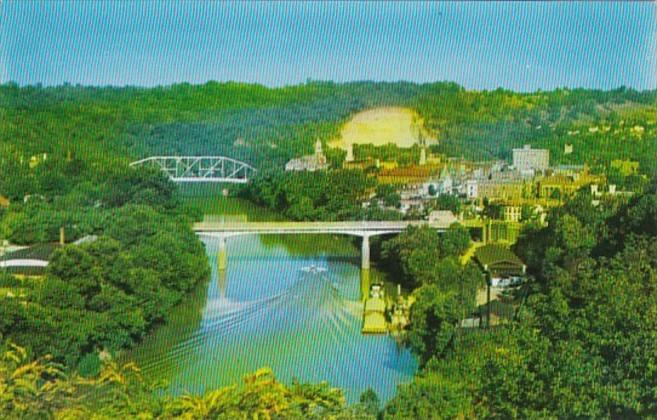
[{"x1": 1, "y1": 81, "x2": 656, "y2": 418}]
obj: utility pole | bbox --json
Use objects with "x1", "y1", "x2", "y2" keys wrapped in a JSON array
[{"x1": 486, "y1": 271, "x2": 492, "y2": 328}]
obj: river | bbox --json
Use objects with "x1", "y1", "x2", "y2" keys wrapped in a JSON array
[{"x1": 125, "y1": 197, "x2": 417, "y2": 403}]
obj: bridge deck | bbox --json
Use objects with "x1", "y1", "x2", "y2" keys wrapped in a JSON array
[{"x1": 193, "y1": 220, "x2": 452, "y2": 235}]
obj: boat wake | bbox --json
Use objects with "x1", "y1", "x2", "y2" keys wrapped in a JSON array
[{"x1": 138, "y1": 269, "x2": 360, "y2": 374}]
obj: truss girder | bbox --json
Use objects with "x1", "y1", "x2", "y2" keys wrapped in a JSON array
[{"x1": 130, "y1": 156, "x2": 256, "y2": 183}]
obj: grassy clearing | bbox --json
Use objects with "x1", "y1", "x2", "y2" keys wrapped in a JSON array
[{"x1": 330, "y1": 107, "x2": 436, "y2": 149}]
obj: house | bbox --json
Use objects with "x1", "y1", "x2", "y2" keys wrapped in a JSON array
[{"x1": 474, "y1": 244, "x2": 526, "y2": 287}]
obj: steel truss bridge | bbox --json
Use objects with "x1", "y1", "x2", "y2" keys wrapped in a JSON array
[{"x1": 130, "y1": 156, "x2": 257, "y2": 183}]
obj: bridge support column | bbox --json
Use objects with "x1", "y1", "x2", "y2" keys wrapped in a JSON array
[
  {"x1": 361, "y1": 235, "x2": 370, "y2": 270},
  {"x1": 217, "y1": 268, "x2": 227, "y2": 300},
  {"x1": 360, "y1": 269, "x2": 370, "y2": 302},
  {"x1": 361, "y1": 235, "x2": 371, "y2": 301},
  {"x1": 217, "y1": 236, "x2": 227, "y2": 271}
]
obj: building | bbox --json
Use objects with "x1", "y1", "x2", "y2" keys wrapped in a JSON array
[
  {"x1": 285, "y1": 140, "x2": 329, "y2": 172},
  {"x1": 423, "y1": 167, "x2": 454, "y2": 197},
  {"x1": 399, "y1": 198, "x2": 425, "y2": 215},
  {"x1": 553, "y1": 164, "x2": 586, "y2": 177},
  {"x1": 376, "y1": 164, "x2": 442, "y2": 186},
  {"x1": 423, "y1": 175, "x2": 453, "y2": 197},
  {"x1": 502, "y1": 204, "x2": 522, "y2": 222},
  {"x1": 0, "y1": 243, "x2": 62, "y2": 277},
  {"x1": 428, "y1": 210, "x2": 458, "y2": 225},
  {"x1": 477, "y1": 179, "x2": 527, "y2": 201},
  {"x1": 512, "y1": 145, "x2": 549, "y2": 175},
  {"x1": 538, "y1": 170, "x2": 606, "y2": 199},
  {"x1": 497, "y1": 198, "x2": 559, "y2": 225},
  {"x1": 474, "y1": 244, "x2": 526, "y2": 287},
  {"x1": 465, "y1": 179, "x2": 478, "y2": 199}
]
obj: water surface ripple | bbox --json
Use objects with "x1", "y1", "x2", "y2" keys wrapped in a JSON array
[{"x1": 128, "y1": 235, "x2": 417, "y2": 403}]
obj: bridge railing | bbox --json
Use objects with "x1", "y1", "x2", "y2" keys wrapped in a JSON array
[{"x1": 192, "y1": 220, "x2": 453, "y2": 234}]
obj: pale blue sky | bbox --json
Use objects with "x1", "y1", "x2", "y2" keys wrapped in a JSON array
[{"x1": 2, "y1": 1, "x2": 656, "y2": 91}]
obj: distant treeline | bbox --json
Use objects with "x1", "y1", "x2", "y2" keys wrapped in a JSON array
[{"x1": 2, "y1": 81, "x2": 655, "y2": 179}]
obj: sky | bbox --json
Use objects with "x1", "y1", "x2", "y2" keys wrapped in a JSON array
[{"x1": 1, "y1": 1, "x2": 656, "y2": 91}]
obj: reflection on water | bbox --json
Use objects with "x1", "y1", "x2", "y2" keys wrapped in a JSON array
[{"x1": 127, "y1": 234, "x2": 417, "y2": 403}]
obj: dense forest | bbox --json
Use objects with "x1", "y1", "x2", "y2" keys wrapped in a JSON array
[
  {"x1": 1, "y1": 81, "x2": 656, "y2": 418},
  {"x1": 2, "y1": 81, "x2": 655, "y2": 177}
]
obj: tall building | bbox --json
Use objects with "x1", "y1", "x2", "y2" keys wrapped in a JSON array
[{"x1": 512, "y1": 145, "x2": 549, "y2": 174}]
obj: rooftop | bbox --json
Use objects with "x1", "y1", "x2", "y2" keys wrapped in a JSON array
[
  {"x1": 0, "y1": 243, "x2": 62, "y2": 262},
  {"x1": 474, "y1": 244, "x2": 525, "y2": 273}
]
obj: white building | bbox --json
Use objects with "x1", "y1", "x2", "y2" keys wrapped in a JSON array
[
  {"x1": 285, "y1": 140, "x2": 329, "y2": 172},
  {"x1": 512, "y1": 145, "x2": 549, "y2": 175},
  {"x1": 465, "y1": 179, "x2": 478, "y2": 199},
  {"x1": 423, "y1": 174, "x2": 453, "y2": 197}
]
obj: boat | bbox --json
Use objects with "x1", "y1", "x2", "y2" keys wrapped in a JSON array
[
  {"x1": 300, "y1": 264, "x2": 327, "y2": 273},
  {"x1": 362, "y1": 283, "x2": 387, "y2": 334}
]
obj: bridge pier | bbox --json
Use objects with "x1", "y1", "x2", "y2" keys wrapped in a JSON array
[
  {"x1": 360, "y1": 269, "x2": 371, "y2": 302},
  {"x1": 361, "y1": 235, "x2": 370, "y2": 270},
  {"x1": 361, "y1": 235, "x2": 371, "y2": 301},
  {"x1": 217, "y1": 236, "x2": 227, "y2": 271},
  {"x1": 217, "y1": 268, "x2": 227, "y2": 299}
]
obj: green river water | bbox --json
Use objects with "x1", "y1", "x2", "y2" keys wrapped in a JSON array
[{"x1": 124, "y1": 197, "x2": 418, "y2": 403}]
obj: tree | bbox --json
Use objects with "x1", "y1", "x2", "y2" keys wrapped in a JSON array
[
  {"x1": 48, "y1": 246, "x2": 102, "y2": 302},
  {"x1": 440, "y1": 224, "x2": 471, "y2": 257},
  {"x1": 376, "y1": 184, "x2": 401, "y2": 208},
  {"x1": 359, "y1": 388, "x2": 380, "y2": 417},
  {"x1": 384, "y1": 373, "x2": 473, "y2": 419},
  {"x1": 406, "y1": 285, "x2": 461, "y2": 363},
  {"x1": 433, "y1": 194, "x2": 461, "y2": 214}
]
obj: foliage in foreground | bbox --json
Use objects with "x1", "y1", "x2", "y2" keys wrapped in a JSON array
[{"x1": 0, "y1": 342, "x2": 375, "y2": 419}]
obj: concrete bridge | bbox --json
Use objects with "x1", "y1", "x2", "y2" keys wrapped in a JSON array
[{"x1": 194, "y1": 220, "x2": 453, "y2": 272}]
